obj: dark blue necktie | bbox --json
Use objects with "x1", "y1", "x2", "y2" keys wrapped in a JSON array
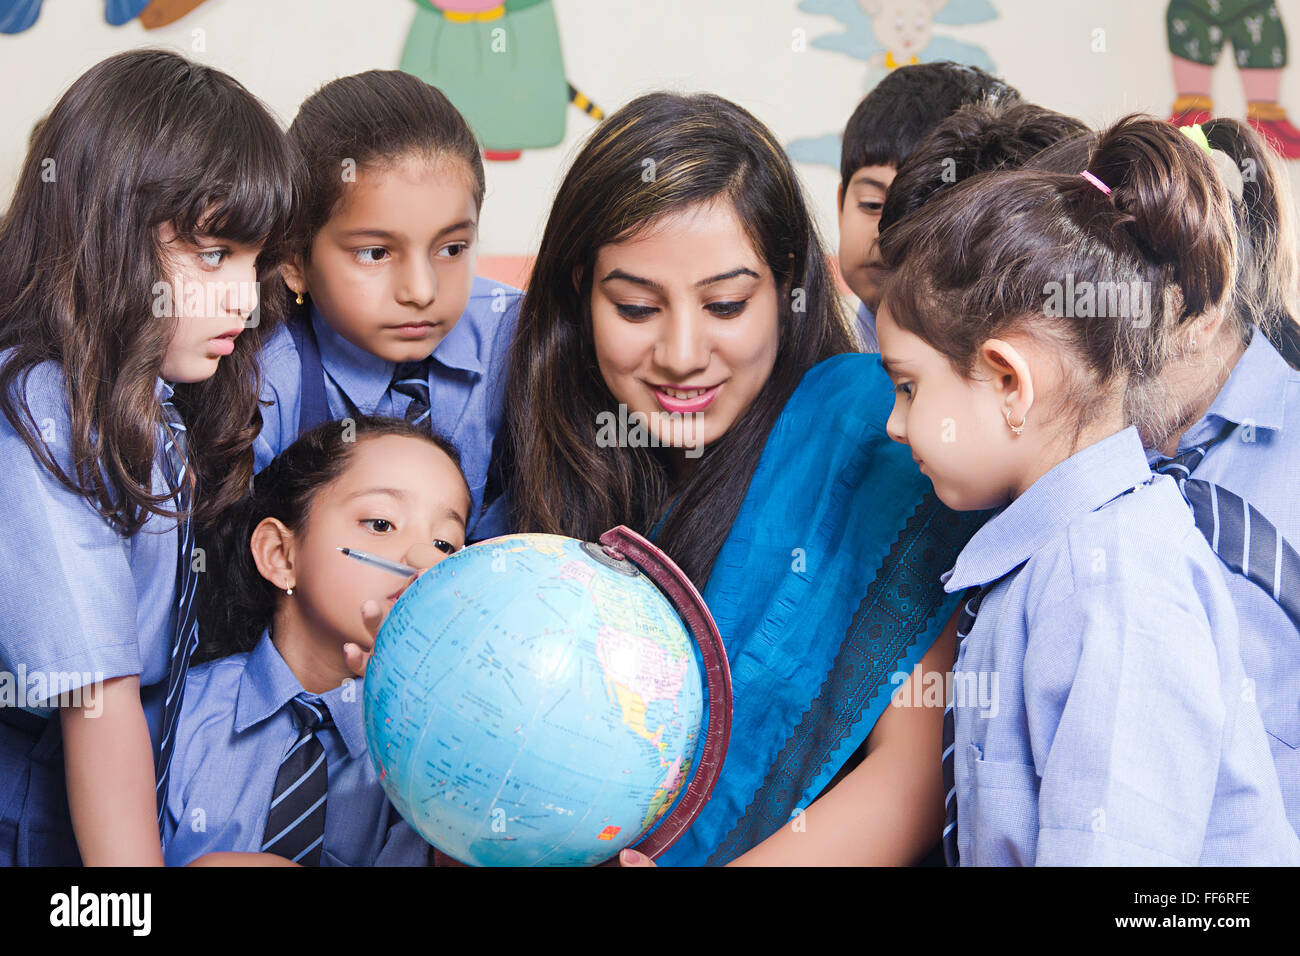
[
  {"x1": 155, "y1": 394, "x2": 200, "y2": 834},
  {"x1": 390, "y1": 360, "x2": 431, "y2": 430},
  {"x1": 941, "y1": 584, "x2": 994, "y2": 867},
  {"x1": 1153, "y1": 422, "x2": 1300, "y2": 631},
  {"x1": 262, "y1": 694, "x2": 333, "y2": 866}
]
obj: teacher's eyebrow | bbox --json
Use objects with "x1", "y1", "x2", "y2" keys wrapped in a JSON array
[
  {"x1": 879, "y1": 356, "x2": 906, "y2": 377},
  {"x1": 600, "y1": 267, "x2": 761, "y2": 290}
]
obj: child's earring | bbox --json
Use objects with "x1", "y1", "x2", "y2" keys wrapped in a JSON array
[
  {"x1": 1004, "y1": 407, "x2": 1026, "y2": 435},
  {"x1": 295, "y1": 291, "x2": 305, "y2": 306},
  {"x1": 283, "y1": 580, "x2": 294, "y2": 596}
]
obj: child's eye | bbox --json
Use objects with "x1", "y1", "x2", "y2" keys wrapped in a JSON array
[
  {"x1": 895, "y1": 382, "x2": 914, "y2": 399},
  {"x1": 355, "y1": 247, "x2": 390, "y2": 265},
  {"x1": 197, "y1": 249, "x2": 229, "y2": 268},
  {"x1": 361, "y1": 518, "x2": 394, "y2": 533},
  {"x1": 706, "y1": 300, "x2": 747, "y2": 318},
  {"x1": 858, "y1": 201, "x2": 884, "y2": 215},
  {"x1": 437, "y1": 242, "x2": 469, "y2": 259},
  {"x1": 615, "y1": 303, "x2": 657, "y2": 320},
  {"x1": 433, "y1": 539, "x2": 458, "y2": 555}
]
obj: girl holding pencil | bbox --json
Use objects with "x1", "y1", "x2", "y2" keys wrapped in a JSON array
[{"x1": 165, "y1": 416, "x2": 467, "y2": 865}]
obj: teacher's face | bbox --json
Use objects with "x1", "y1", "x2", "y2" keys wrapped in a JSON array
[{"x1": 590, "y1": 199, "x2": 780, "y2": 458}]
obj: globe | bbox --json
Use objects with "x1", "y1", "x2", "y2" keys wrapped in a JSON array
[{"x1": 363, "y1": 530, "x2": 721, "y2": 867}]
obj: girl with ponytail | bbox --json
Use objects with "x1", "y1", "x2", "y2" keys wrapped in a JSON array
[
  {"x1": 870, "y1": 115, "x2": 1298, "y2": 865},
  {"x1": 163, "y1": 416, "x2": 468, "y2": 865},
  {"x1": 1030, "y1": 118, "x2": 1300, "y2": 840}
]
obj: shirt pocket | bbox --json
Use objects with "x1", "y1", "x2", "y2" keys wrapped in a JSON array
[{"x1": 965, "y1": 745, "x2": 1040, "y2": 867}]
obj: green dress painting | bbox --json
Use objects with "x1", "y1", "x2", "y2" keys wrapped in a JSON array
[{"x1": 401, "y1": 0, "x2": 600, "y2": 161}]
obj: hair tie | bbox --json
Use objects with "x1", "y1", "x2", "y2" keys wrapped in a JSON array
[
  {"x1": 1178, "y1": 123, "x2": 1214, "y2": 157},
  {"x1": 1080, "y1": 170, "x2": 1112, "y2": 196}
]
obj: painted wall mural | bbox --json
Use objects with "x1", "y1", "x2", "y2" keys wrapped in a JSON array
[
  {"x1": 0, "y1": 0, "x2": 212, "y2": 32},
  {"x1": 787, "y1": 0, "x2": 999, "y2": 169},
  {"x1": 1166, "y1": 0, "x2": 1300, "y2": 158},
  {"x1": 399, "y1": 0, "x2": 604, "y2": 161}
]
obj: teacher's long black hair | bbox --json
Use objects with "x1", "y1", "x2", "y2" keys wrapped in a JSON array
[{"x1": 500, "y1": 91, "x2": 856, "y2": 588}]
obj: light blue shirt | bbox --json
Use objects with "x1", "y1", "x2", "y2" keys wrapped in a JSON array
[
  {"x1": 254, "y1": 276, "x2": 522, "y2": 539},
  {"x1": 0, "y1": 355, "x2": 178, "y2": 741},
  {"x1": 1144, "y1": 327, "x2": 1300, "y2": 836},
  {"x1": 944, "y1": 425, "x2": 1299, "y2": 865},
  {"x1": 162, "y1": 630, "x2": 431, "y2": 866},
  {"x1": 856, "y1": 300, "x2": 878, "y2": 352}
]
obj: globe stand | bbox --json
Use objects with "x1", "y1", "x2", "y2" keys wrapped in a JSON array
[{"x1": 595, "y1": 525, "x2": 733, "y2": 863}]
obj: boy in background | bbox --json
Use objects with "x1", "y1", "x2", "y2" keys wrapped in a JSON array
[{"x1": 837, "y1": 62, "x2": 1019, "y2": 349}]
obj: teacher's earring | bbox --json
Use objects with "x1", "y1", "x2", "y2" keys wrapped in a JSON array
[
  {"x1": 1004, "y1": 408, "x2": 1026, "y2": 436},
  {"x1": 283, "y1": 582, "x2": 294, "y2": 596},
  {"x1": 295, "y1": 291, "x2": 305, "y2": 306}
]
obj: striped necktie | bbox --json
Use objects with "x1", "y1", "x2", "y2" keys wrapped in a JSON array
[
  {"x1": 941, "y1": 584, "x2": 994, "y2": 867},
  {"x1": 155, "y1": 394, "x2": 200, "y2": 834},
  {"x1": 390, "y1": 360, "x2": 431, "y2": 429},
  {"x1": 262, "y1": 694, "x2": 333, "y2": 866},
  {"x1": 1153, "y1": 422, "x2": 1300, "y2": 631}
]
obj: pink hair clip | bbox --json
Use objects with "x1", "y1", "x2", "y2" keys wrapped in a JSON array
[{"x1": 1080, "y1": 170, "x2": 1112, "y2": 196}]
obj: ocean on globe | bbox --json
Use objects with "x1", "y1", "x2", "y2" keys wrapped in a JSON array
[{"x1": 363, "y1": 532, "x2": 706, "y2": 866}]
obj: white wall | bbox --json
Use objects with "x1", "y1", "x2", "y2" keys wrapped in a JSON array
[{"x1": 3, "y1": 0, "x2": 1299, "y2": 256}]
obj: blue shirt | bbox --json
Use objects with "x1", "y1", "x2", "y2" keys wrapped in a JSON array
[
  {"x1": 162, "y1": 630, "x2": 431, "y2": 866},
  {"x1": 0, "y1": 356, "x2": 178, "y2": 742},
  {"x1": 254, "y1": 276, "x2": 522, "y2": 538},
  {"x1": 856, "y1": 300, "x2": 878, "y2": 352},
  {"x1": 1144, "y1": 328, "x2": 1300, "y2": 836},
  {"x1": 945, "y1": 425, "x2": 1299, "y2": 865}
]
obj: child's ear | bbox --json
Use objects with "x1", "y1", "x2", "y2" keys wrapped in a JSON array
[
  {"x1": 572, "y1": 265, "x2": 584, "y2": 294},
  {"x1": 249, "y1": 517, "x2": 297, "y2": 593},
  {"x1": 280, "y1": 256, "x2": 307, "y2": 299},
  {"x1": 836, "y1": 183, "x2": 845, "y2": 214},
  {"x1": 978, "y1": 337, "x2": 1035, "y2": 424}
]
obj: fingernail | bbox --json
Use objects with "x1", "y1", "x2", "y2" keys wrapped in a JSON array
[{"x1": 620, "y1": 848, "x2": 641, "y2": 864}]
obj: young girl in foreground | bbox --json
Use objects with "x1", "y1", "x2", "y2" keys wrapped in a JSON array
[
  {"x1": 874, "y1": 116, "x2": 1298, "y2": 865},
  {"x1": 165, "y1": 417, "x2": 468, "y2": 865},
  {"x1": 0, "y1": 50, "x2": 294, "y2": 866}
]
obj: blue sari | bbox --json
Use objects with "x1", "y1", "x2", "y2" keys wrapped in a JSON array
[{"x1": 654, "y1": 353, "x2": 986, "y2": 866}]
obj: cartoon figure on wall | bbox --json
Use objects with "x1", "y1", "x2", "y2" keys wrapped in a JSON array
[
  {"x1": 788, "y1": 0, "x2": 998, "y2": 169},
  {"x1": 400, "y1": 0, "x2": 603, "y2": 161},
  {"x1": 0, "y1": 0, "x2": 211, "y2": 33},
  {"x1": 1167, "y1": 0, "x2": 1300, "y2": 158}
]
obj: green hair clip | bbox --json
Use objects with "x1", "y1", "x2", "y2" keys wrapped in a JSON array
[{"x1": 1179, "y1": 123, "x2": 1213, "y2": 157}]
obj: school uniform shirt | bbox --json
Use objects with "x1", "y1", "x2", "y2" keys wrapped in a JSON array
[
  {"x1": 0, "y1": 357, "x2": 178, "y2": 737},
  {"x1": 856, "y1": 300, "x2": 878, "y2": 352},
  {"x1": 0, "y1": 359, "x2": 182, "y2": 865},
  {"x1": 943, "y1": 425, "x2": 1299, "y2": 866},
  {"x1": 253, "y1": 276, "x2": 522, "y2": 539},
  {"x1": 161, "y1": 629, "x2": 432, "y2": 866},
  {"x1": 1144, "y1": 327, "x2": 1300, "y2": 836}
]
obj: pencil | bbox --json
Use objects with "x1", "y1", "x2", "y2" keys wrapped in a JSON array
[{"x1": 336, "y1": 547, "x2": 419, "y2": 578}]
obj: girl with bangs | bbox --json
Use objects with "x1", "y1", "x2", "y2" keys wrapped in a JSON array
[{"x1": 0, "y1": 49, "x2": 295, "y2": 865}]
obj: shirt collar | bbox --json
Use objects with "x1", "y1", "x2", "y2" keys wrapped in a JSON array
[
  {"x1": 1197, "y1": 326, "x2": 1291, "y2": 434},
  {"x1": 311, "y1": 305, "x2": 395, "y2": 412},
  {"x1": 428, "y1": 284, "x2": 491, "y2": 377},
  {"x1": 156, "y1": 378, "x2": 175, "y2": 404},
  {"x1": 313, "y1": 294, "x2": 486, "y2": 398},
  {"x1": 943, "y1": 426, "x2": 1155, "y2": 592},
  {"x1": 234, "y1": 629, "x2": 368, "y2": 759}
]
